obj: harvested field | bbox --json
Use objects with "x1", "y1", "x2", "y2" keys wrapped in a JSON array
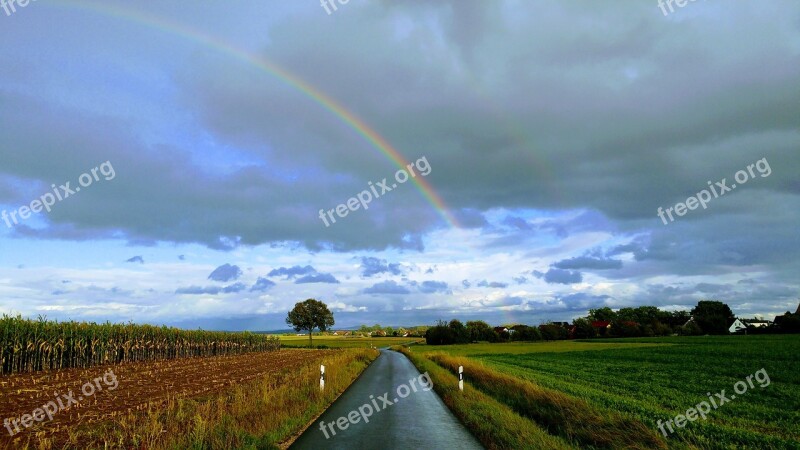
[{"x1": 0, "y1": 349, "x2": 330, "y2": 447}]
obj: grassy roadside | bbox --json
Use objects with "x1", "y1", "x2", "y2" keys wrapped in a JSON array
[
  {"x1": 427, "y1": 352, "x2": 667, "y2": 450},
  {"x1": 394, "y1": 346, "x2": 571, "y2": 450},
  {"x1": 18, "y1": 348, "x2": 378, "y2": 450},
  {"x1": 470, "y1": 336, "x2": 800, "y2": 449}
]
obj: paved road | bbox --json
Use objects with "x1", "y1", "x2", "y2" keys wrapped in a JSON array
[{"x1": 290, "y1": 349, "x2": 484, "y2": 450}]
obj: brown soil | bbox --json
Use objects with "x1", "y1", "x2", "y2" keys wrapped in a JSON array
[{"x1": 0, "y1": 349, "x2": 332, "y2": 446}]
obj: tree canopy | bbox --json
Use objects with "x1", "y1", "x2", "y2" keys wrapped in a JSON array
[
  {"x1": 286, "y1": 298, "x2": 335, "y2": 347},
  {"x1": 691, "y1": 300, "x2": 735, "y2": 334}
]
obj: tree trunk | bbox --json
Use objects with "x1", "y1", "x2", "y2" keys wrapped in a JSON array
[{"x1": 308, "y1": 329, "x2": 313, "y2": 348}]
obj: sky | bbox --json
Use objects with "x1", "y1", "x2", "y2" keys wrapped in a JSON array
[{"x1": 0, "y1": 0, "x2": 798, "y2": 331}]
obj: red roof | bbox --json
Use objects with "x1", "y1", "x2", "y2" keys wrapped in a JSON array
[{"x1": 591, "y1": 321, "x2": 611, "y2": 328}]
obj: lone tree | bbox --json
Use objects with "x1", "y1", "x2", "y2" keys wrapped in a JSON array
[{"x1": 286, "y1": 299, "x2": 335, "y2": 347}]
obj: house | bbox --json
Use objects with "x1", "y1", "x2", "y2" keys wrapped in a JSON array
[
  {"x1": 741, "y1": 318, "x2": 771, "y2": 328},
  {"x1": 494, "y1": 326, "x2": 509, "y2": 334},
  {"x1": 728, "y1": 319, "x2": 747, "y2": 333}
]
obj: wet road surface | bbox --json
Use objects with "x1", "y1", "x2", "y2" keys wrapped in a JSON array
[{"x1": 290, "y1": 349, "x2": 484, "y2": 450}]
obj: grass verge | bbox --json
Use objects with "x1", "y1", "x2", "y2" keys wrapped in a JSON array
[
  {"x1": 427, "y1": 352, "x2": 667, "y2": 450},
  {"x1": 394, "y1": 346, "x2": 571, "y2": 450}
]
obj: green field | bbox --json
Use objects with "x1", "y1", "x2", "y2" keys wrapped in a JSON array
[
  {"x1": 421, "y1": 339, "x2": 670, "y2": 355},
  {"x1": 408, "y1": 335, "x2": 800, "y2": 449},
  {"x1": 279, "y1": 335, "x2": 422, "y2": 348}
]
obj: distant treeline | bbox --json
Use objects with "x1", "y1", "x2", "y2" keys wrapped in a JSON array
[
  {"x1": 426, "y1": 301, "x2": 800, "y2": 345},
  {"x1": 0, "y1": 315, "x2": 281, "y2": 375},
  {"x1": 425, "y1": 320, "x2": 544, "y2": 345}
]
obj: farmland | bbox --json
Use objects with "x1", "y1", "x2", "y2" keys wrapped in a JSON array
[
  {"x1": 400, "y1": 335, "x2": 800, "y2": 449},
  {"x1": 0, "y1": 316, "x2": 380, "y2": 449}
]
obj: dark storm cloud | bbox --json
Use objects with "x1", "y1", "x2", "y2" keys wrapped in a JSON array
[
  {"x1": 543, "y1": 269, "x2": 583, "y2": 285},
  {"x1": 502, "y1": 216, "x2": 533, "y2": 231},
  {"x1": 268, "y1": 265, "x2": 317, "y2": 279},
  {"x1": 250, "y1": 277, "x2": 276, "y2": 292},
  {"x1": 552, "y1": 252, "x2": 623, "y2": 270},
  {"x1": 2, "y1": 1, "x2": 797, "y2": 259},
  {"x1": 208, "y1": 264, "x2": 242, "y2": 282},
  {"x1": 126, "y1": 256, "x2": 144, "y2": 264},
  {"x1": 176, "y1": 286, "x2": 221, "y2": 295},
  {"x1": 294, "y1": 273, "x2": 339, "y2": 284},
  {"x1": 418, "y1": 281, "x2": 449, "y2": 294},
  {"x1": 451, "y1": 209, "x2": 489, "y2": 229},
  {"x1": 359, "y1": 257, "x2": 403, "y2": 277},
  {"x1": 221, "y1": 282, "x2": 247, "y2": 293},
  {"x1": 694, "y1": 283, "x2": 729, "y2": 294},
  {"x1": 175, "y1": 283, "x2": 247, "y2": 295}
]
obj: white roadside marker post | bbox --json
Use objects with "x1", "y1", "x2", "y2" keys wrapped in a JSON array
[
  {"x1": 320, "y1": 365, "x2": 325, "y2": 390},
  {"x1": 459, "y1": 365, "x2": 464, "y2": 391}
]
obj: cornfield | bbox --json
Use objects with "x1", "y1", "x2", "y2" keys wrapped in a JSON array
[{"x1": 0, "y1": 315, "x2": 281, "y2": 375}]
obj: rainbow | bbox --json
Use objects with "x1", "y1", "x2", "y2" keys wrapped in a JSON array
[{"x1": 47, "y1": 0, "x2": 460, "y2": 228}]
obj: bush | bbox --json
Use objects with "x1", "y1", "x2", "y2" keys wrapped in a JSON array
[
  {"x1": 425, "y1": 320, "x2": 470, "y2": 345},
  {"x1": 572, "y1": 318, "x2": 597, "y2": 339},
  {"x1": 679, "y1": 321, "x2": 703, "y2": 336},
  {"x1": 539, "y1": 323, "x2": 568, "y2": 340},
  {"x1": 611, "y1": 321, "x2": 642, "y2": 338},
  {"x1": 466, "y1": 321, "x2": 499, "y2": 342},
  {"x1": 511, "y1": 325, "x2": 542, "y2": 341},
  {"x1": 652, "y1": 321, "x2": 672, "y2": 336}
]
